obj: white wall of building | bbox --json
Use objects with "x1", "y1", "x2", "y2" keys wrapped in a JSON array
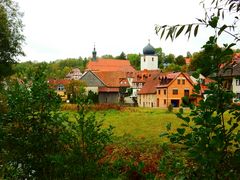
[
  {"x1": 232, "y1": 77, "x2": 240, "y2": 102},
  {"x1": 138, "y1": 94, "x2": 156, "y2": 107}
]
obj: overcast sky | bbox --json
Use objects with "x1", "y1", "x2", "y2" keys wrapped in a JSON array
[{"x1": 15, "y1": 0, "x2": 238, "y2": 62}]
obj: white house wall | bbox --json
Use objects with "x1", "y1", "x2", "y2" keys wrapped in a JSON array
[
  {"x1": 138, "y1": 94, "x2": 156, "y2": 107},
  {"x1": 232, "y1": 77, "x2": 240, "y2": 102}
]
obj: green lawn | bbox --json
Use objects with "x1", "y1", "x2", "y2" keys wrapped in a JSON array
[
  {"x1": 94, "y1": 107, "x2": 188, "y2": 143},
  {"x1": 66, "y1": 106, "x2": 236, "y2": 145}
]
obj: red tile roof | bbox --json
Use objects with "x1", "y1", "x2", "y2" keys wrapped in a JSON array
[
  {"x1": 94, "y1": 71, "x2": 130, "y2": 88},
  {"x1": 138, "y1": 75, "x2": 159, "y2": 94},
  {"x1": 87, "y1": 59, "x2": 136, "y2": 72},
  {"x1": 98, "y1": 87, "x2": 119, "y2": 92},
  {"x1": 185, "y1": 58, "x2": 192, "y2": 65},
  {"x1": 48, "y1": 79, "x2": 71, "y2": 89},
  {"x1": 157, "y1": 72, "x2": 194, "y2": 88},
  {"x1": 48, "y1": 79, "x2": 71, "y2": 86},
  {"x1": 132, "y1": 70, "x2": 161, "y2": 83}
]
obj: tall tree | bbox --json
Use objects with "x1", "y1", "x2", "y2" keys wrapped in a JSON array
[
  {"x1": 155, "y1": 47, "x2": 165, "y2": 68},
  {"x1": 101, "y1": 54, "x2": 114, "y2": 59},
  {"x1": 127, "y1": 53, "x2": 140, "y2": 70},
  {"x1": 164, "y1": 53, "x2": 175, "y2": 64},
  {"x1": 65, "y1": 80, "x2": 86, "y2": 103},
  {"x1": 175, "y1": 55, "x2": 186, "y2": 66},
  {"x1": 0, "y1": 0, "x2": 25, "y2": 79},
  {"x1": 116, "y1": 52, "x2": 126, "y2": 60}
]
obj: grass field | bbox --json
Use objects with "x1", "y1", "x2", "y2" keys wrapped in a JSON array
[{"x1": 94, "y1": 107, "x2": 189, "y2": 144}]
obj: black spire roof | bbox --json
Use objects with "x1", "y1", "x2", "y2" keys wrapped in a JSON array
[{"x1": 143, "y1": 42, "x2": 155, "y2": 55}]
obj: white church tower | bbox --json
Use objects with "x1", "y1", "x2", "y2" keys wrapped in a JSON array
[{"x1": 141, "y1": 41, "x2": 158, "y2": 70}]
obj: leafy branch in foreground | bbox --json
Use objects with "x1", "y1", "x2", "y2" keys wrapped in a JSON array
[
  {"x1": 155, "y1": 0, "x2": 240, "y2": 41},
  {"x1": 160, "y1": 37, "x2": 240, "y2": 179},
  {"x1": 157, "y1": 0, "x2": 240, "y2": 179}
]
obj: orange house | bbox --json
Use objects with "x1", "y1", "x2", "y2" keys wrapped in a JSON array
[{"x1": 156, "y1": 72, "x2": 195, "y2": 108}]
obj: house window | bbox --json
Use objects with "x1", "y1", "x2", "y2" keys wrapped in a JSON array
[
  {"x1": 182, "y1": 79, "x2": 185, "y2": 85},
  {"x1": 184, "y1": 89, "x2": 189, "y2": 96},
  {"x1": 164, "y1": 99, "x2": 166, "y2": 104},
  {"x1": 152, "y1": 57, "x2": 154, "y2": 61},
  {"x1": 173, "y1": 88, "x2": 178, "y2": 95},
  {"x1": 237, "y1": 93, "x2": 240, "y2": 99},
  {"x1": 57, "y1": 84, "x2": 64, "y2": 91},
  {"x1": 177, "y1": 79, "x2": 181, "y2": 84},
  {"x1": 236, "y1": 79, "x2": 240, "y2": 86},
  {"x1": 158, "y1": 90, "x2": 161, "y2": 94},
  {"x1": 144, "y1": 58, "x2": 146, "y2": 62},
  {"x1": 164, "y1": 89, "x2": 167, "y2": 95}
]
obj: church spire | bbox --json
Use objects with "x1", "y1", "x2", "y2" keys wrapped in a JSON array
[{"x1": 92, "y1": 43, "x2": 97, "y2": 61}]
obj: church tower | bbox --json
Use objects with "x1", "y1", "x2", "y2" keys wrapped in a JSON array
[
  {"x1": 141, "y1": 41, "x2": 158, "y2": 70},
  {"x1": 92, "y1": 44, "x2": 97, "y2": 61}
]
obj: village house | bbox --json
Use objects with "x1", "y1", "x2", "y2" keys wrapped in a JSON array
[
  {"x1": 86, "y1": 58, "x2": 136, "y2": 72},
  {"x1": 131, "y1": 70, "x2": 160, "y2": 98},
  {"x1": 155, "y1": 72, "x2": 195, "y2": 108},
  {"x1": 48, "y1": 79, "x2": 70, "y2": 101},
  {"x1": 137, "y1": 73, "x2": 160, "y2": 107},
  {"x1": 137, "y1": 72, "x2": 197, "y2": 108},
  {"x1": 65, "y1": 68, "x2": 82, "y2": 80},
  {"x1": 81, "y1": 42, "x2": 209, "y2": 107},
  {"x1": 219, "y1": 55, "x2": 240, "y2": 102},
  {"x1": 80, "y1": 70, "x2": 130, "y2": 104}
]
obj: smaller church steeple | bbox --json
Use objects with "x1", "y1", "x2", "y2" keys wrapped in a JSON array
[{"x1": 92, "y1": 43, "x2": 97, "y2": 61}]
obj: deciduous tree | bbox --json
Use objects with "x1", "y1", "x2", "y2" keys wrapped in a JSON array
[{"x1": 0, "y1": 0, "x2": 24, "y2": 79}]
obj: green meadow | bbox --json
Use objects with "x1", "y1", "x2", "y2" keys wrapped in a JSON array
[
  {"x1": 67, "y1": 107, "x2": 236, "y2": 145},
  {"x1": 94, "y1": 107, "x2": 188, "y2": 144}
]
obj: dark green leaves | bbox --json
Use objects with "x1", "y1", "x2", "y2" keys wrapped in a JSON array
[
  {"x1": 177, "y1": 128, "x2": 186, "y2": 135},
  {"x1": 194, "y1": 25, "x2": 199, "y2": 37},
  {"x1": 176, "y1": 25, "x2": 185, "y2": 38},
  {"x1": 208, "y1": 16, "x2": 219, "y2": 28},
  {"x1": 218, "y1": 24, "x2": 227, "y2": 36},
  {"x1": 156, "y1": 24, "x2": 201, "y2": 40}
]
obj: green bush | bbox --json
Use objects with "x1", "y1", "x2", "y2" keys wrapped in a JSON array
[
  {"x1": 167, "y1": 104, "x2": 173, "y2": 112},
  {"x1": 0, "y1": 65, "x2": 114, "y2": 179}
]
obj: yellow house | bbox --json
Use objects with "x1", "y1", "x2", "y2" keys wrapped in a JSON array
[{"x1": 48, "y1": 79, "x2": 71, "y2": 101}]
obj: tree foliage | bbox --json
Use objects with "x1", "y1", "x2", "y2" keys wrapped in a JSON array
[
  {"x1": 158, "y1": 0, "x2": 240, "y2": 179},
  {"x1": 164, "y1": 53, "x2": 175, "y2": 64},
  {"x1": 13, "y1": 58, "x2": 87, "y2": 79},
  {"x1": 127, "y1": 53, "x2": 141, "y2": 70},
  {"x1": 65, "y1": 80, "x2": 86, "y2": 103},
  {"x1": 0, "y1": 65, "x2": 113, "y2": 179},
  {"x1": 175, "y1": 55, "x2": 186, "y2": 66},
  {"x1": 0, "y1": 0, "x2": 25, "y2": 79},
  {"x1": 101, "y1": 54, "x2": 114, "y2": 59},
  {"x1": 155, "y1": 0, "x2": 240, "y2": 42},
  {"x1": 116, "y1": 51, "x2": 127, "y2": 60},
  {"x1": 155, "y1": 47, "x2": 165, "y2": 68}
]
